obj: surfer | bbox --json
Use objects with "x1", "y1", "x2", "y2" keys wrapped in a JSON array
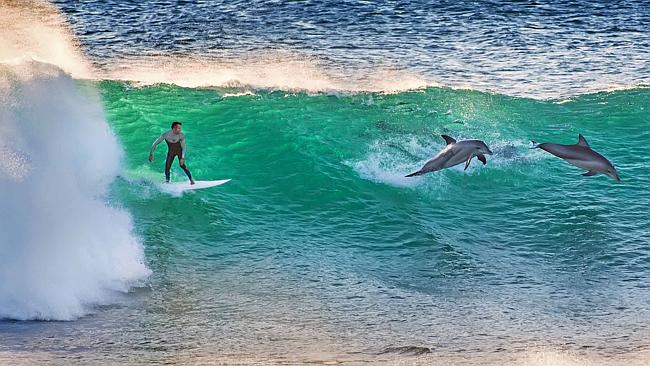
[{"x1": 149, "y1": 121, "x2": 195, "y2": 184}]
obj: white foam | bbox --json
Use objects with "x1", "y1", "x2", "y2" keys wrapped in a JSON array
[
  {"x1": 348, "y1": 137, "x2": 438, "y2": 188},
  {"x1": 350, "y1": 134, "x2": 546, "y2": 188},
  {"x1": 92, "y1": 53, "x2": 649, "y2": 99},
  {"x1": 0, "y1": 61, "x2": 150, "y2": 321},
  {"x1": 222, "y1": 91, "x2": 257, "y2": 98},
  {"x1": 99, "y1": 54, "x2": 433, "y2": 93}
]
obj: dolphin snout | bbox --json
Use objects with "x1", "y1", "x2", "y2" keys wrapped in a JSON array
[
  {"x1": 486, "y1": 148, "x2": 493, "y2": 155},
  {"x1": 605, "y1": 169, "x2": 621, "y2": 182}
]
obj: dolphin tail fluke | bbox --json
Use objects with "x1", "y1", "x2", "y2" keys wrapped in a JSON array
[
  {"x1": 405, "y1": 171, "x2": 422, "y2": 177},
  {"x1": 530, "y1": 140, "x2": 541, "y2": 149}
]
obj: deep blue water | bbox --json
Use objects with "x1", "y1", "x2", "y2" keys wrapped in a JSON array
[{"x1": 53, "y1": 0, "x2": 650, "y2": 98}]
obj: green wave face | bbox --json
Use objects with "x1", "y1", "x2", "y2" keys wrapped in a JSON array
[{"x1": 100, "y1": 81, "x2": 650, "y2": 358}]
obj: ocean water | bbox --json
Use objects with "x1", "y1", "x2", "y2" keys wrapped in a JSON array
[{"x1": 1, "y1": 1, "x2": 649, "y2": 365}]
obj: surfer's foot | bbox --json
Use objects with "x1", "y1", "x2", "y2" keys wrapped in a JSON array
[
  {"x1": 190, "y1": 180, "x2": 195, "y2": 185},
  {"x1": 165, "y1": 180, "x2": 170, "y2": 184}
]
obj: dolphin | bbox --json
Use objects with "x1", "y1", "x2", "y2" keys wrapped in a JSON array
[
  {"x1": 531, "y1": 134, "x2": 620, "y2": 181},
  {"x1": 405, "y1": 135, "x2": 493, "y2": 177}
]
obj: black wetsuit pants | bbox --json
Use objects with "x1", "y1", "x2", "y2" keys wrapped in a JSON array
[{"x1": 165, "y1": 141, "x2": 193, "y2": 182}]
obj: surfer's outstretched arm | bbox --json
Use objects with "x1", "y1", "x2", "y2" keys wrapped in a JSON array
[{"x1": 149, "y1": 134, "x2": 165, "y2": 161}]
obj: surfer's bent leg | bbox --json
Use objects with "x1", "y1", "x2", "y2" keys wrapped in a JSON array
[
  {"x1": 179, "y1": 159, "x2": 193, "y2": 181},
  {"x1": 164, "y1": 152, "x2": 174, "y2": 182}
]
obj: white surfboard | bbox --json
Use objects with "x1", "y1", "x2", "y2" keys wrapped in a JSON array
[{"x1": 158, "y1": 179, "x2": 231, "y2": 195}]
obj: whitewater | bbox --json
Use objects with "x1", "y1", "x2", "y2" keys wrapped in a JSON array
[{"x1": 0, "y1": 0, "x2": 149, "y2": 321}]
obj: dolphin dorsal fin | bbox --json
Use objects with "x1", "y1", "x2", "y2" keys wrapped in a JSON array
[
  {"x1": 441, "y1": 135, "x2": 456, "y2": 145},
  {"x1": 577, "y1": 134, "x2": 589, "y2": 147}
]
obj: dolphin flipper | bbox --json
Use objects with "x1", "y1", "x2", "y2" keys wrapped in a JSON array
[
  {"x1": 582, "y1": 170, "x2": 598, "y2": 177},
  {"x1": 405, "y1": 171, "x2": 422, "y2": 177},
  {"x1": 464, "y1": 156, "x2": 473, "y2": 171},
  {"x1": 476, "y1": 154, "x2": 487, "y2": 165}
]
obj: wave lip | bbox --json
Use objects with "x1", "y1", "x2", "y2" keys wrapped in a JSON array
[
  {"x1": 99, "y1": 54, "x2": 433, "y2": 93},
  {"x1": 0, "y1": 61, "x2": 150, "y2": 321},
  {"x1": 92, "y1": 53, "x2": 650, "y2": 100}
]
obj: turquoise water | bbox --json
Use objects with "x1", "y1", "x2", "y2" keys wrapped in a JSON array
[
  {"x1": 1, "y1": 72, "x2": 648, "y2": 364},
  {"x1": 87, "y1": 82, "x2": 650, "y2": 362}
]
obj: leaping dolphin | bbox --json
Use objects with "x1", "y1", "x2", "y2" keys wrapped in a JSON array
[
  {"x1": 405, "y1": 135, "x2": 493, "y2": 177},
  {"x1": 531, "y1": 134, "x2": 620, "y2": 181}
]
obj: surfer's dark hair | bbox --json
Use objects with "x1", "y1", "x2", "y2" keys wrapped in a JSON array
[{"x1": 171, "y1": 121, "x2": 182, "y2": 128}]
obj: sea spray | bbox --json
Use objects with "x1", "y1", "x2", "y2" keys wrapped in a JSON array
[
  {"x1": 0, "y1": 0, "x2": 92, "y2": 79},
  {"x1": 99, "y1": 54, "x2": 431, "y2": 93},
  {"x1": 0, "y1": 61, "x2": 150, "y2": 320}
]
